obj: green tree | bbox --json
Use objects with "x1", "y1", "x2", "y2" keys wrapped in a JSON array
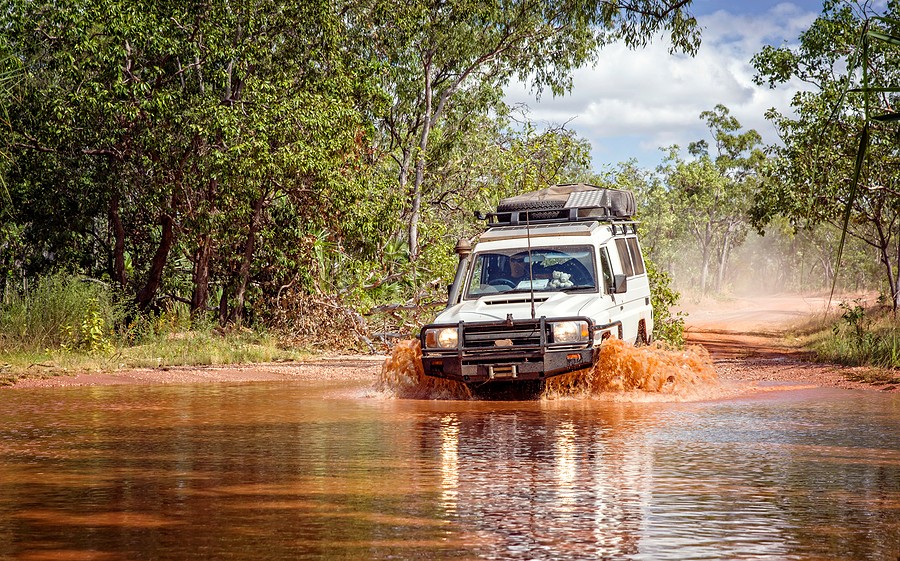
[
  {"x1": 658, "y1": 115, "x2": 762, "y2": 296},
  {"x1": 752, "y1": 1, "x2": 900, "y2": 310},
  {"x1": 2, "y1": 0, "x2": 384, "y2": 322},
  {"x1": 687, "y1": 105, "x2": 765, "y2": 292},
  {"x1": 360, "y1": 0, "x2": 700, "y2": 262}
]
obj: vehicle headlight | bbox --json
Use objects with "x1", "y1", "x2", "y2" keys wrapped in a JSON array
[
  {"x1": 424, "y1": 327, "x2": 459, "y2": 349},
  {"x1": 551, "y1": 321, "x2": 589, "y2": 343}
]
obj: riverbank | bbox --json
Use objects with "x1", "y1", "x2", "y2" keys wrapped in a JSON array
[{"x1": 4, "y1": 294, "x2": 898, "y2": 392}]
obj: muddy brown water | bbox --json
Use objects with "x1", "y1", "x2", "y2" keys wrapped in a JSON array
[{"x1": 2, "y1": 358, "x2": 899, "y2": 561}]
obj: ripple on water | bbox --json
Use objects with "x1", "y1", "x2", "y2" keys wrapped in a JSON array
[{"x1": 378, "y1": 338, "x2": 721, "y2": 401}]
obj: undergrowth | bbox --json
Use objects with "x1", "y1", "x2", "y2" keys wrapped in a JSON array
[
  {"x1": 0, "y1": 274, "x2": 306, "y2": 383},
  {"x1": 805, "y1": 299, "x2": 900, "y2": 370}
]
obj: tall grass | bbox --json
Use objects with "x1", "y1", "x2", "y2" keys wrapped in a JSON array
[
  {"x1": 807, "y1": 301, "x2": 900, "y2": 369},
  {"x1": 0, "y1": 273, "x2": 118, "y2": 353},
  {"x1": 0, "y1": 274, "x2": 305, "y2": 382}
]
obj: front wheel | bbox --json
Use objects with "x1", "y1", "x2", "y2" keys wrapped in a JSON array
[{"x1": 636, "y1": 320, "x2": 651, "y2": 346}]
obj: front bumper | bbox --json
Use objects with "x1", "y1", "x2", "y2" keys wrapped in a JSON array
[{"x1": 419, "y1": 317, "x2": 621, "y2": 384}]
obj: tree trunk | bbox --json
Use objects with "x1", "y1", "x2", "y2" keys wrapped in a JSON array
[
  {"x1": 716, "y1": 225, "x2": 733, "y2": 292},
  {"x1": 875, "y1": 221, "x2": 897, "y2": 313},
  {"x1": 218, "y1": 287, "x2": 229, "y2": 325},
  {"x1": 108, "y1": 193, "x2": 127, "y2": 288},
  {"x1": 408, "y1": 57, "x2": 434, "y2": 262},
  {"x1": 894, "y1": 237, "x2": 900, "y2": 313},
  {"x1": 227, "y1": 192, "x2": 268, "y2": 325},
  {"x1": 397, "y1": 147, "x2": 412, "y2": 252},
  {"x1": 190, "y1": 235, "x2": 212, "y2": 317},
  {"x1": 697, "y1": 222, "x2": 713, "y2": 295},
  {"x1": 135, "y1": 212, "x2": 175, "y2": 310}
]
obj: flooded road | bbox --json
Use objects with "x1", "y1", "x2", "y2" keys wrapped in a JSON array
[{"x1": 1, "y1": 379, "x2": 899, "y2": 560}]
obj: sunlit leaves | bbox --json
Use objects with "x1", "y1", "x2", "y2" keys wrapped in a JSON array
[{"x1": 751, "y1": 1, "x2": 900, "y2": 310}]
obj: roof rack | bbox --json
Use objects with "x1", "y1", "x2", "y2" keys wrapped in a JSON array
[
  {"x1": 487, "y1": 183, "x2": 637, "y2": 228},
  {"x1": 485, "y1": 206, "x2": 636, "y2": 228}
]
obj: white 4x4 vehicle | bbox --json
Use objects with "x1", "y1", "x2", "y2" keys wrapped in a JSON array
[{"x1": 419, "y1": 184, "x2": 653, "y2": 393}]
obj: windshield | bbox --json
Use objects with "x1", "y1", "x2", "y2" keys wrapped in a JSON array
[{"x1": 465, "y1": 246, "x2": 597, "y2": 297}]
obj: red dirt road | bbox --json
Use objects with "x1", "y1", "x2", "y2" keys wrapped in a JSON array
[
  {"x1": 680, "y1": 294, "x2": 827, "y2": 360},
  {"x1": 680, "y1": 294, "x2": 898, "y2": 393}
]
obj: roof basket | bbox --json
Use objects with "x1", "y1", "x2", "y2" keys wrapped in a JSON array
[{"x1": 486, "y1": 183, "x2": 636, "y2": 227}]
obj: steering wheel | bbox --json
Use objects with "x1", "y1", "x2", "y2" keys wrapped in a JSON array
[{"x1": 488, "y1": 278, "x2": 517, "y2": 288}]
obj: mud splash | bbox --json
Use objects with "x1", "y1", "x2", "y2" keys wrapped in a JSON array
[
  {"x1": 378, "y1": 338, "x2": 718, "y2": 401},
  {"x1": 543, "y1": 338, "x2": 719, "y2": 400},
  {"x1": 376, "y1": 339, "x2": 472, "y2": 400}
]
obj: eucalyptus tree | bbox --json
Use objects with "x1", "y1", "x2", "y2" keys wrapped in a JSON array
[
  {"x1": 659, "y1": 106, "x2": 764, "y2": 294},
  {"x1": 688, "y1": 105, "x2": 765, "y2": 292},
  {"x1": 2, "y1": 0, "x2": 383, "y2": 321},
  {"x1": 752, "y1": 0, "x2": 900, "y2": 310},
  {"x1": 356, "y1": 0, "x2": 700, "y2": 261}
]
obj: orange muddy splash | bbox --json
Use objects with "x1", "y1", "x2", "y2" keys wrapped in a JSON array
[
  {"x1": 543, "y1": 338, "x2": 719, "y2": 400},
  {"x1": 377, "y1": 339, "x2": 472, "y2": 399},
  {"x1": 378, "y1": 338, "x2": 719, "y2": 401}
]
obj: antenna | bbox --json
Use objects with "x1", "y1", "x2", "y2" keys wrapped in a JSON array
[{"x1": 525, "y1": 209, "x2": 536, "y2": 320}]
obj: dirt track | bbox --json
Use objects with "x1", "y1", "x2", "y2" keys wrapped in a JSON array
[
  {"x1": 5, "y1": 294, "x2": 898, "y2": 392},
  {"x1": 680, "y1": 294, "x2": 898, "y2": 393}
]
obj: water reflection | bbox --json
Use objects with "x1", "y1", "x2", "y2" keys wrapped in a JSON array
[
  {"x1": 0, "y1": 384, "x2": 898, "y2": 560},
  {"x1": 439, "y1": 414, "x2": 460, "y2": 515}
]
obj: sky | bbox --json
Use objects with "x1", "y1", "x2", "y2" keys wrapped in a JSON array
[{"x1": 504, "y1": 0, "x2": 827, "y2": 171}]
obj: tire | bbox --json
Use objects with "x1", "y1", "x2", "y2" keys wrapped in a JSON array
[{"x1": 636, "y1": 320, "x2": 650, "y2": 346}]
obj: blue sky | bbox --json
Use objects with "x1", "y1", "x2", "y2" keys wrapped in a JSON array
[{"x1": 504, "y1": 1, "x2": 828, "y2": 171}]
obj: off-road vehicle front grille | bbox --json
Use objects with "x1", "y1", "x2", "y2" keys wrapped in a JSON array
[{"x1": 462, "y1": 322, "x2": 545, "y2": 349}]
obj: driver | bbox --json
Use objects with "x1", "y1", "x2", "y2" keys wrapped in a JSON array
[
  {"x1": 509, "y1": 254, "x2": 528, "y2": 283},
  {"x1": 508, "y1": 253, "x2": 548, "y2": 285}
]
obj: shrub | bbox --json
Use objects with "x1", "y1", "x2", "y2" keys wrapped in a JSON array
[
  {"x1": 0, "y1": 273, "x2": 119, "y2": 353},
  {"x1": 646, "y1": 258, "x2": 685, "y2": 346},
  {"x1": 810, "y1": 300, "x2": 900, "y2": 369}
]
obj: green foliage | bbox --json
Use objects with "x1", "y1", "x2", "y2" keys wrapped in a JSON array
[
  {"x1": 646, "y1": 258, "x2": 685, "y2": 347},
  {"x1": 364, "y1": 0, "x2": 698, "y2": 260},
  {"x1": 0, "y1": 273, "x2": 119, "y2": 353},
  {"x1": 60, "y1": 297, "x2": 115, "y2": 355},
  {"x1": 751, "y1": 1, "x2": 900, "y2": 310},
  {"x1": 1, "y1": 0, "x2": 702, "y2": 351},
  {"x1": 808, "y1": 300, "x2": 900, "y2": 369},
  {"x1": 2, "y1": 0, "x2": 384, "y2": 319}
]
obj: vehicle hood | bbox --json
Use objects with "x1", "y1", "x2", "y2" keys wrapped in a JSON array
[{"x1": 434, "y1": 292, "x2": 609, "y2": 324}]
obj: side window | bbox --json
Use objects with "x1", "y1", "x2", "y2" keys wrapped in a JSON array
[
  {"x1": 626, "y1": 238, "x2": 645, "y2": 275},
  {"x1": 614, "y1": 238, "x2": 634, "y2": 277},
  {"x1": 470, "y1": 257, "x2": 485, "y2": 286},
  {"x1": 599, "y1": 248, "x2": 614, "y2": 293}
]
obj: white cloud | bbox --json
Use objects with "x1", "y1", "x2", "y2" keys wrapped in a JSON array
[{"x1": 504, "y1": 2, "x2": 819, "y2": 169}]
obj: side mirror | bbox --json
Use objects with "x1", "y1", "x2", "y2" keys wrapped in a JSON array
[{"x1": 612, "y1": 274, "x2": 628, "y2": 294}]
